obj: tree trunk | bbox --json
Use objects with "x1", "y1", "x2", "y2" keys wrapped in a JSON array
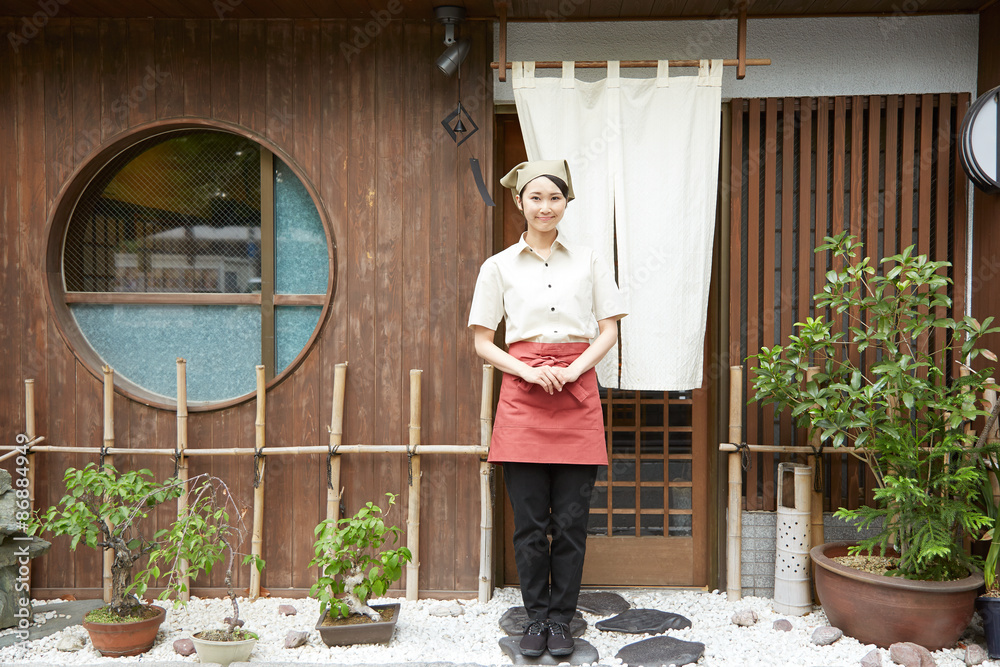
[{"x1": 109, "y1": 552, "x2": 143, "y2": 617}]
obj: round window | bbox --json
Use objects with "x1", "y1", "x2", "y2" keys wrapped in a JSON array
[{"x1": 56, "y1": 127, "x2": 332, "y2": 408}]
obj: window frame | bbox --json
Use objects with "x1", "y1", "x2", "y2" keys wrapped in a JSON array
[{"x1": 45, "y1": 119, "x2": 336, "y2": 411}]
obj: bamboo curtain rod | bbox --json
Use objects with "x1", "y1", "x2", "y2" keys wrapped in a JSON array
[{"x1": 491, "y1": 58, "x2": 771, "y2": 71}]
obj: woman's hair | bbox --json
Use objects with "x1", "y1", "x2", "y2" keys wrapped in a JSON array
[{"x1": 519, "y1": 174, "x2": 570, "y2": 200}]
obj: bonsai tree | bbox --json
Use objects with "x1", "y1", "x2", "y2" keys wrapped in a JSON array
[
  {"x1": 35, "y1": 463, "x2": 185, "y2": 618},
  {"x1": 309, "y1": 493, "x2": 411, "y2": 622},
  {"x1": 143, "y1": 473, "x2": 264, "y2": 640},
  {"x1": 751, "y1": 232, "x2": 1000, "y2": 581}
]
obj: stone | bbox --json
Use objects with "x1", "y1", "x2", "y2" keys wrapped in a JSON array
[
  {"x1": 731, "y1": 609, "x2": 758, "y2": 626},
  {"x1": 0, "y1": 473, "x2": 50, "y2": 631},
  {"x1": 860, "y1": 648, "x2": 882, "y2": 667},
  {"x1": 576, "y1": 591, "x2": 630, "y2": 616},
  {"x1": 223, "y1": 616, "x2": 246, "y2": 627},
  {"x1": 595, "y1": 609, "x2": 692, "y2": 634},
  {"x1": 889, "y1": 642, "x2": 937, "y2": 667},
  {"x1": 278, "y1": 604, "x2": 297, "y2": 616},
  {"x1": 500, "y1": 607, "x2": 586, "y2": 637},
  {"x1": 965, "y1": 644, "x2": 987, "y2": 665},
  {"x1": 772, "y1": 619, "x2": 792, "y2": 632},
  {"x1": 498, "y1": 636, "x2": 599, "y2": 665},
  {"x1": 429, "y1": 602, "x2": 464, "y2": 617},
  {"x1": 173, "y1": 638, "x2": 196, "y2": 656},
  {"x1": 56, "y1": 634, "x2": 86, "y2": 652},
  {"x1": 284, "y1": 629, "x2": 309, "y2": 648},
  {"x1": 615, "y1": 635, "x2": 706, "y2": 667},
  {"x1": 811, "y1": 626, "x2": 843, "y2": 646}
]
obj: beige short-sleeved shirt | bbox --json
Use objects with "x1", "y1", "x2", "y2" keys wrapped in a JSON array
[{"x1": 468, "y1": 231, "x2": 628, "y2": 345}]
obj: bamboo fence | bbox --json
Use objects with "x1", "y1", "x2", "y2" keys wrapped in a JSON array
[{"x1": 10, "y1": 361, "x2": 496, "y2": 604}]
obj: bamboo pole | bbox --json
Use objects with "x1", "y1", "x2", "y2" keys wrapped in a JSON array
[
  {"x1": 406, "y1": 370, "x2": 422, "y2": 601},
  {"x1": 726, "y1": 366, "x2": 742, "y2": 601},
  {"x1": 176, "y1": 359, "x2": 190, "y2": 601},
  {"x1": 0, "y1": 438, "x2": 44, "y2": 464},
  {"x1": 24, "y1": 379, "x2": 35, "y2": 594},
  {"x1": 0, "y1": 444, "x2": 489, "y2": 457},
  {"x1": 102, "y1": 365, "x2": 114, "y2": 604},
  {"x1": 805, "y1": 367, "x2": 825, "y2": 555},
  {"x1": 491, "y1": 58, "x2": 772, "y2": 71},
  {"x1": 326, "y1": 363, "x2": 347, "y2": 524},
  {"x1": 479, "y1": 364, "x2": 495, "y2": 603},
  {"x1": 249, "y1": 365, "x2": 266, "y2": 601}
]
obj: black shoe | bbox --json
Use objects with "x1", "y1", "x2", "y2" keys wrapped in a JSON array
[
  {"x1": 546, "y1": 620, "x2": 574, "y2": 656},
  {"x1": 519, "y1": 619, "x2": 548, "y2": 657}
]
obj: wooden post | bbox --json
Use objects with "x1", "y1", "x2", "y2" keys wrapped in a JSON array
[
  {"x1": 727, "y1": 365, "x2": 743, "y2": 601},
  {"x1": 24, "y1": 379, "x2": 35, "y2": 593},
  {"x1": 805, "y1": 367, "x2": 824, "y2": 554},
  {"x1": 406, "y1": 370, "x2": 422, "y2": 601},
  {"x1": 327, "y1": 363, "x2": 347, "y2": 524},
  {"x1": 479, "y1": 364, "x2": 495, "y2": 603},
  {"x1": 176, "y1": 359, "x2": 190, "y2": 601},
  {"x1": 249, "y1": 365, "x2": 266, "y2": 601},
  {"x1": 102, "y1": 365, "x2": 115, "y2": 604}
]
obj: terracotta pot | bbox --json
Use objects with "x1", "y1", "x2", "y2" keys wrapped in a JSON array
[
  {"x1": 315, "y1": 602, "x2": 400, "y2": 646},
  {"x1": 811, "y1": 541, "x2": 982, "y2": 650},
  {"x1": 81, "y1": 604, "x2": 166, "y2": 657},
  {"x1": 191, "y1": 630, "x2": 258, "y2": 666}
]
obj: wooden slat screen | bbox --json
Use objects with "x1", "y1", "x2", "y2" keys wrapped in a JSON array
[{"x1": 728, "y1": 94, "x2": 970, "y2": 512}]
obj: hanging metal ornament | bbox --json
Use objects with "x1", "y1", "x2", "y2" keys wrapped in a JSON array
[{"x1": 441, "y1": 102, "x2": 478, "y2": 146}]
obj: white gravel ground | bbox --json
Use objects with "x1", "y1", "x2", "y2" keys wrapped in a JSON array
[{"x1": 1, "y1": 588, "x2": 998, "y2": 666}]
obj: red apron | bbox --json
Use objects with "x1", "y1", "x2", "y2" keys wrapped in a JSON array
[{"x1": 488, "y1": 341, "x2": 608, "y2": 465}]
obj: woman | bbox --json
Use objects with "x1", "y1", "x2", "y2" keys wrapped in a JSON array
[{"x1": 468, "y1": 159, "x2": 627, "y2": 657}]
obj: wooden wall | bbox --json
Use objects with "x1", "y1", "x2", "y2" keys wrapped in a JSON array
[{"x1": 0, "y1": 18, "x2": 494, "y2": 597}]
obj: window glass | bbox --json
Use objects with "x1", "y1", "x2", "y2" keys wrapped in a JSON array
[
  {"x1": 275, "y1": 158, "x2": 328, "y2": 295},
  {"x1": 275, "y1": 306, "x2": 322, "y2": 373}
]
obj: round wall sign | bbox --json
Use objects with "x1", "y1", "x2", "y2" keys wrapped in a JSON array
[{"x1": 960, "y1": 84, "x2": 1000, "y2": 194}]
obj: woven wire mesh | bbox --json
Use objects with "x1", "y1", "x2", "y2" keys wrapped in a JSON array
[{"x1": 64, "y1": 130, "x2": 262, "y2": 293}]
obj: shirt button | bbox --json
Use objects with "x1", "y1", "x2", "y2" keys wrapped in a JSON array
[
  {"x1": 550, "y1": 307, "x2": 555, "y2": 311},
  {"x1": 548, "y1": 284, "x2": 552, "y2": 288},
  {"x1": 545, "y1": 263, "x2": 548, "y2": 267}
]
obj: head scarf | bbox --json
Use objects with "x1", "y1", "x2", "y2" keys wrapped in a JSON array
[{"x1": 499, "y1": 159, "x2": 575, "y2": 203}]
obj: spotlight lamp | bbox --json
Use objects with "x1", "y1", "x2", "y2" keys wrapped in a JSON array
[
  {"x1": 434, "y1": 5, "x2": 469, "y2": 76},
  {"x1": 436, "y1": 39, "x2": 471, "y2": 76}
]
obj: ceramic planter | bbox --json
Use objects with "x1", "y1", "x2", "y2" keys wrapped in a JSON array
[
  {"x1": 811, "y1": 541, "x2": 982, "y2": 650},
  {"x1": 976, "y1": 596, "x2": 1000, "y2": 658},
  {"x1": 316, "y1": 602, "x2": 400, "y2": 646},
  {"x1": 190, "y1": 630, "x2": 258, "y2": 666},
  {"x1": 81, "y1": 604, "x2": 166, "y2": 657}
]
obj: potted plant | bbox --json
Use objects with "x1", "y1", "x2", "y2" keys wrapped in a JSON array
[
  {"x1": 751, "y1": 232, "x2": 1000, "y2": 650},
  {"x1": 309, "y1": 493, "x2": 412, "y2": 646},
  {"x1": 34, "y1": 463, "x2": 184, "y2": 656},
  {"x1": 973, "y1": 403, "x2": 1000, "y2": 658},
  {"x1": 146, "y1": 473, "x2": 265, "y2": 667}
]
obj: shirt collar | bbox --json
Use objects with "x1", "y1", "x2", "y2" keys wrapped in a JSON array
[{"x1": 517, "y1": 230, "x2": 573, "y2": 256}]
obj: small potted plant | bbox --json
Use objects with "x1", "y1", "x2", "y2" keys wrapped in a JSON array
[
  {"x1": 309, "y1": 493, "x2": 411, "y2": 646},
  {"x1": 146, "y1": 474, "x2": 265, "y2": 667},
  {"x1": 751, "y1": 232, "x2": 1000, "y2": 650},
  {"x1": 34, "y1": 463, "x2": 184, "y2": 656},
  {"x1": 975, "y1": 405, "x2": 1000, "y2": 658}
]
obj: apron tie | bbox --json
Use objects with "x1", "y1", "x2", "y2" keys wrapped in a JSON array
[{"x1": 513, "y1": 354, "x2": 591, "y2": 402}]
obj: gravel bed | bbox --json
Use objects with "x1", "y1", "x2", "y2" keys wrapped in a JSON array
[{"x1": 0, "y1": 588, "x2": 997, "y2": 666}]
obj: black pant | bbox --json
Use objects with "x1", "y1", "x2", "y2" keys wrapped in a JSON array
[{"x1": 503, "y1": 462, "x2": 598, "y2": 625}]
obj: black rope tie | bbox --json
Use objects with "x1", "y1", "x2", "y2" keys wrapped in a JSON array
[
  {"x1": 734, "y1": 441, "x2": 751, "y2": 471},
  {"x1": 326, "y1": 444, "x2": 339, "y2": 490},
  {"x1": 99, "y1": 443, "x2": 109, "y2": 470},
  {"x1": 173, "y1": 448, "x2": 182, "y2": 479},
  {"x1": 253, "y1": 447, "x2": 264, "y2": 489},
  {"x1": 809, "y1": 441, "x2": 825, "y2": 493},
  {"x1": 406, "y1": 444, "x2": 414, "y2": 487}
]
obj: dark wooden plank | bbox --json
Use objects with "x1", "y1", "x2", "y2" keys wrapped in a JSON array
[
  {"x1": 953, "y1": 93, "x2": 970, "y2": 321},
  {"x1": 75, "y1": 365, "x2": 104, "y2": 589},
  {"x1": 424, "y1": 14, "x2": 460, "y2": 590},
  {"x1": 745, "y1": 98, "x2": 760, "y2": 510},
  {"x1": 918, "y1": 93, "x2": 934, "y2": 260},
  {"x1": 900, "y1": 95, "x2": 917, "y2": 253},
  {"x1": 934, "y1": 94, "x2": 952, "y2": 376},
  {"x1": 796, "y1": 97, "x2": 812, "y2": 456},
  {"x1": 210, "y1": 16, "x2": 240, "y2": 123},
  {"x1": 263, "y1": 381, "x2": 293, "y2": 590},
  {"x1": 126, "y1": 19, "x2": 157, "y2": 126},
  {"x1": 238, "y1": 19, "x2": 267, "y2": 135},
  {"x1": 832, "y1": 97, "x2": 846, "y2": 236},
  {"x1": 0, "y1": 17, "x2": 20, "y2": 452},
  {"x1": 761, "y1": 98, "x2": 777, "y2": 511},
  {"x1": 813, "y1": 96, "x2": 829, "y2": 511},
  {"x1": 454, "y1": 21, "x2": 493, "y2": 591},
  {"x1": 866, "y1": 96, "x2": 880, "y2": 263},
  {"x1": 884, "y1": 95, "x2": 899, "y2": 260},
  {"x1": 100, "y1": 19, "x2": 130, "y2": 139},
  {"x1": 779, "y1": 98, "x2": 793, "y2": 453},
  {"x1": 729, "y1": 100, "x2": 743, "y2": 374},
  {"x1": 182, "y1": 19, "x2": 211, "y2": 116},
  {"x1": 154, "y1": 19, "x2": 185, "y2": 118},
  {"x1": 850, "y1": 95, "x2": 863, "y2": 240},
  {"x1": 344, "y1": 16, "x2": 376, "y2": 522},
  {"x1": 265, "y1": 20, "x2": 294, "y2": 149}
]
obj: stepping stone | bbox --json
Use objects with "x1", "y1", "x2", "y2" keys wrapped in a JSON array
[
  {"x1": 498, "y1": 636, "x2": 599, "y2": 665},
  {"x1": 577, "y1": 591, "x2": 630, "y2": 616},
  {"x1": 499, "y1": 607, "x2": 586, "y2": 637},
  {"x1": 615, "y1": 636, "x2": 705, "y2": 667},
  {"x1": 596, "y1": 609, "x2": 692, "y2": 634}
]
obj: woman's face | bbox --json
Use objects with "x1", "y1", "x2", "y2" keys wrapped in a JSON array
[{"x1": 515, "y1": 177, "x2": 567, "y2": 236}]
